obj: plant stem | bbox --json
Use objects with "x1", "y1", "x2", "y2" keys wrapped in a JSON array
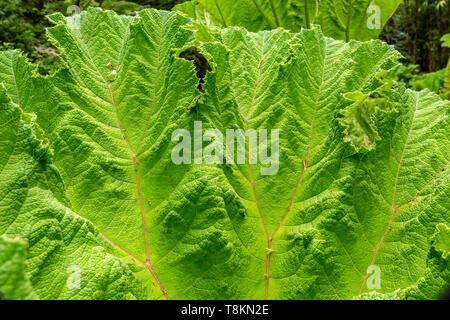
[
  {"x1": 304, "y1": 0, "x2": 311, "y2": 29},
  {"x1": 345, "y1": 1, "x2": 354, "y2": 42},
  {"x1": 268, "y1": 0, "x2": 280, "y2": 27}
]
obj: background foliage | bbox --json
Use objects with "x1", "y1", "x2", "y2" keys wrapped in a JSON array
[{"x1": 381, "y1": 0, "x2": 449, "y2": 73}]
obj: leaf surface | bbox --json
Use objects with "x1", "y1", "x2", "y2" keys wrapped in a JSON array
[{"x1": 0, "y1": 8, "x2": 448, "y2": 300}]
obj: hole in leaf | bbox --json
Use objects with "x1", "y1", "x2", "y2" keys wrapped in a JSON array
[{"x1": 179, "y1": 46, "x2": 212, "y2": 93}]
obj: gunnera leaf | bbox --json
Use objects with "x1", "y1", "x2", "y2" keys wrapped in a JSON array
[{"x1": 0, "y1": 8, "x2": 448, "y2": 300}]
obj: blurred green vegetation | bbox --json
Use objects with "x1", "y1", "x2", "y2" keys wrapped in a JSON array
[
  {"x1": 380, "y1": 0, "x2": 449, "y2": 98},
  {"x1": 381, "y1": 0, "x2": 449, "y2": 73}
]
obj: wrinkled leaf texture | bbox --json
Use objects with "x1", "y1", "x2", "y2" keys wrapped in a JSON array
[{"x1": 0, "y1": 8, "x2": 448, "y2": 300}]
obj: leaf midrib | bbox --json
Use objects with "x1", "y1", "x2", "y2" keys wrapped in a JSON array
[{"x1": 60, "y1": 15, "x2": 171, "y2": 299}]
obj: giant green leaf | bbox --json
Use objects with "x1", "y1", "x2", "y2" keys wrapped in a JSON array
[
  {"x1": 0, "y1": 8, "x2": 448, "y2": 300},
  {"x1": 174, "y1": 0, "x2": 403, "y2": 41}
]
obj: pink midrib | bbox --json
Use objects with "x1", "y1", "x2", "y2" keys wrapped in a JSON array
[
  {"x1": 107, "y1": 83, "x2": 169, "y2": 300},
  {"x1": 243, "y1": 46, "x2": 324, "y2": 299}
]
